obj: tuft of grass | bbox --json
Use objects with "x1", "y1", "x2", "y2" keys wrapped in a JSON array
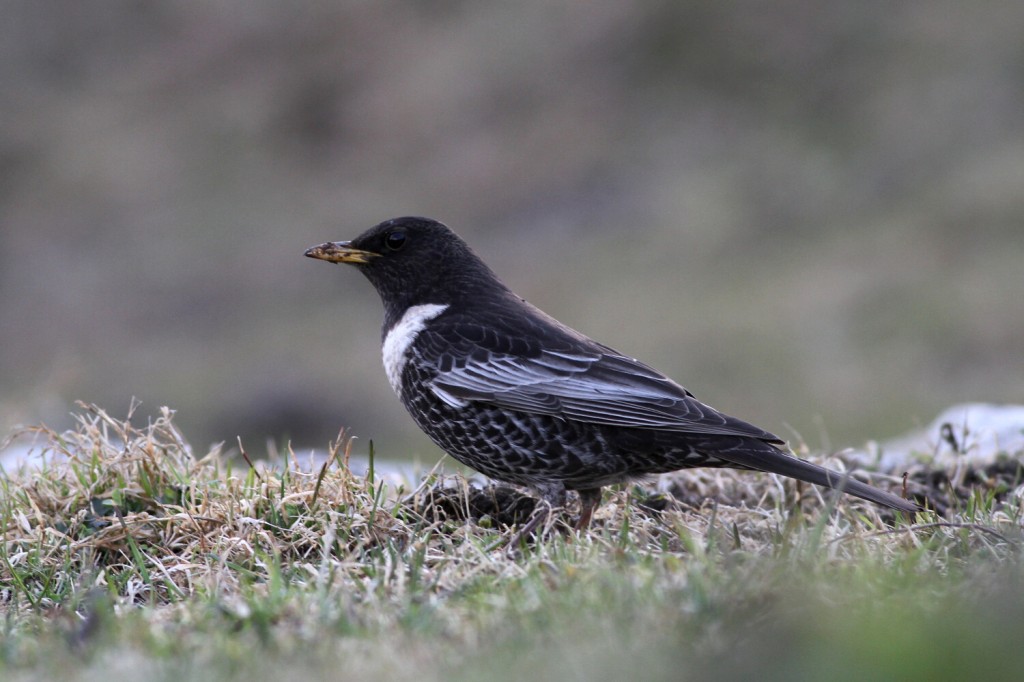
[{"x1": 0, "y1": 402, "x2": 1022, "y2": 681}]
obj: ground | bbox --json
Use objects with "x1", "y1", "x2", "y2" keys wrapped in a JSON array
[{"x1": 1, "y1": 404, "x2": 1022, "y2": 682}]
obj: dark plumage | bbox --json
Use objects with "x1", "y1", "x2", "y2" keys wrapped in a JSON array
[{"x1": 305, "y1": 217, "x2": 920, "y2": 530}]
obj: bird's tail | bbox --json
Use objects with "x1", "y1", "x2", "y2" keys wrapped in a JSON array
[{"x1": 722, "y1": 443, "x2": 921, "y2": 513}]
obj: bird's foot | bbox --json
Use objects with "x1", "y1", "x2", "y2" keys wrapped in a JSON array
[{"x1": 574, "y1": 487, "x2": 602, "y2": 531}]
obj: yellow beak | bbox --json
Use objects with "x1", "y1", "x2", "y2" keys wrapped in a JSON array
[{"x1": 304, "y1": 241, "x2": 379, "y2": 264}]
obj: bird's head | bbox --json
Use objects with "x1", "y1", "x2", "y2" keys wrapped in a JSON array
[{"x1": 305, "y1": 217, "x2": 504, "y2": 322}]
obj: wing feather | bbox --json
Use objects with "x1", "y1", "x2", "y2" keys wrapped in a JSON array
[{"x1": 423, "y1": 323, "x2": 781, "y2": 442}]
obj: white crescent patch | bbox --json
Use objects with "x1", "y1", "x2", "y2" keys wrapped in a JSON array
[{"x1": 381, "y1": 303, "x2": 449, "y2": 394}]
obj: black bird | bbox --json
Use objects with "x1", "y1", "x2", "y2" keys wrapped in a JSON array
[{"x1": 305, "y1": 217, "x2": 919, "y2": 530}]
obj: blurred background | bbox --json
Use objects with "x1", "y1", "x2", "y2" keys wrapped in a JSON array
[{"x1": 2, "y1": 1, "x2": 1022, "y2": 464}]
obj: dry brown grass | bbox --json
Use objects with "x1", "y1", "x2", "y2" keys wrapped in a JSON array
[{"x1": 1, "y1": 403, "x2": 1022, "y2": 681}]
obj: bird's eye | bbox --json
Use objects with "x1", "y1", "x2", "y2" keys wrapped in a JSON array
[{"x1": 384, "y1": 230, "x2": 406, "y2": 251}]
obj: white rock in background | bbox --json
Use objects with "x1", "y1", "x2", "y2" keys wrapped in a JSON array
[
  {"x1": 0, "y1": 442, "x2": 39, "y2": 472},
  {"x1": 853, "y1": 403, "x2": 1024, "y2": 471},
  {"x1": 0, "y1": 438, "x2": 423, "y2": 486}
]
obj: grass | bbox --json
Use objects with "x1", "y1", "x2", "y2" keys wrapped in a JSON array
[{"x1": 1, "y1": 403, "x2": 1022, "y2": 681}]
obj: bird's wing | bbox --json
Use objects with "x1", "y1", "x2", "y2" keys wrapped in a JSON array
[{"x1": 422, "y1": 323, "x2": 783, "y2": 442}]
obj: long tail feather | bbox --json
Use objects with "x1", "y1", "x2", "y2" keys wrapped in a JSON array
[{"x1": 721, "y1": 443, "x2": 921, "y2": 513}]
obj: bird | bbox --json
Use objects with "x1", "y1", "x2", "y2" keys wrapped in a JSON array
[{"x1": 305, "y1": 216, "x2": 920, "y2": 531}]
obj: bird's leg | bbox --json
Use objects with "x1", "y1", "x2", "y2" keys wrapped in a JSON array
[{"x1": 574, "y1": 488, "x2": 603, "y2": 531}]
